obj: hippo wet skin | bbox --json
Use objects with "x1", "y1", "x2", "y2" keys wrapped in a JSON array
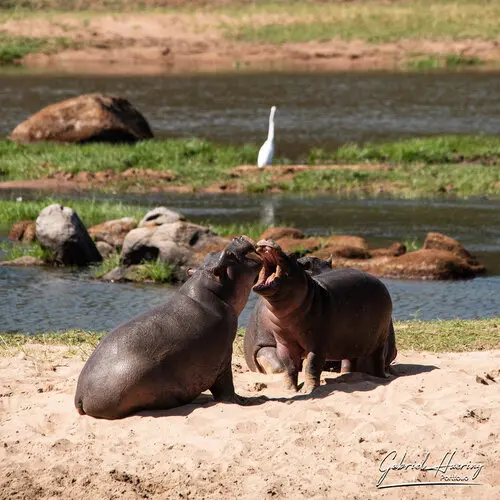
[
  {"x1": 245, "y1": 256, "x2": 340, "y2": 374},
  {"x1": 75, "y1": 236, "x2": 262, "y2": 419},
  {"x1": 248, "y1": 240, "x2": 397, "y2": 394}
]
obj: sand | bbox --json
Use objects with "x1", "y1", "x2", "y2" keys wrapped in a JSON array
[{"x1": 1, "y1": 346, "x2": 499, "y2": 499}]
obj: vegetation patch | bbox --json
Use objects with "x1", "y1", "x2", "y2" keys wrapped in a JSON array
[
  {"x1": 313, "y1": 135, "x2": 500, "y2": 166},
  {"x1": 0, "y1": 32, "x2": 73, "y2": 65},
  {"x1": 1, "y1": 319, "x2": 499, "y2": 356},
  {"x1": 1, "y1": 136, "x2": 500, "y2": 198},
  {"x1": 90, "y1": 253, "x2": 120, "y2": 278},
  {"x1": 0, "y1": 240, "x2": 53, "y2": 261},
  {"x1": 207, "y1": 222, "x2": 268, "y2": 242},
  {"x1": 0, "y1": 198, "x2": 147, "y2": 231},
  {"x1": 0, "y1": 139, "x2": 257, "y2": 187},
  {"x1": 225, "y1": 1, "x2": 500, "y2": 44},
  {"x1": 407, "y1": 53, "x2": 483, "y2": 71},
  {"x1": 135, "y1": 259, "x2": 174, "y2": 282}
]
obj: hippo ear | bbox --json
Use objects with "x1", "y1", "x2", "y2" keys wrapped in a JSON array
[
  {"x1": 186, "y1": 267, "x2": 196, "y2": 277},
  {"x1": 298, "y1": 260, "x2": 312, "y2": 271}
]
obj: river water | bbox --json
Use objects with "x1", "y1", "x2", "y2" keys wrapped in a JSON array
[
  {"x1": 1, "y1": 69, "x2": 499, "y2": 333},
  {"x1": 1, "y1": 70, "x2": 500, "y2": 159},
  {"x1": 1, "y1": 192, "x2": 499, "y2": 334}
]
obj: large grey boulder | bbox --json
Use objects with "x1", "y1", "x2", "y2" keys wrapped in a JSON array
[
  {"x1": 36, "y1": 204, "x2": 102, "y2": 266},
  {"x1": 120, "y1": 221, "x2": 227, "y2": 267},
  {"x1": 139, "y1": 207, "x2": 185, "y2": 227},
  {"x1": 10, "y1": 94, "x2": 153, "y2": 144}
]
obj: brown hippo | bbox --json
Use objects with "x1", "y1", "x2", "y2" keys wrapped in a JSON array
[
  {"x1": 244, "y1": 256, "x2": 340, "y2": 375},
  {"x1": 250, "y1": 240, "x2": 397, "y2": 393},
  {"x1": 74, "y1": 236, "x2": 262, "y2": 419}
]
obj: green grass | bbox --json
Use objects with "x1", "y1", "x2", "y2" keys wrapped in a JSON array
[
  {"x1": 90, "y1": 253, "x2": 120, "y2": 278},
  {"x1": 136, "y1": 259, "x2": 174, "y2": 282},
  {"x1": 314, "y1": 135, "x2": 500, "y2": 165},
  {"x1": 207, "y1": 222, "x2": 268, "y2": 241},
  {"x1": 396, "y1": 319, "x2": 500, "y2": 352},
  {"x1": 1, "y1": 319, "x2": 499, "y2": 356},
  {"x1": 0, "y1": 240, "x2": 53, "y2": 261},
  {"x1": 0, "y1": 198, "x2": 146, "y2": 231},
  {"x1": 0, "y1": 31, "x2": 73, "y2": 65},
  {"x1": 0, "y1": 139, "x2": 258, "y2": 188},
  {"x1": 402, "y1": 239, "x2": 422, "y2": 252},
  {"x1": 2, "y1": 136, "x2": 500, "y2": 198},
  {"x1": 225, "y1": 1, "x2": 500, "y2": 44},
  {"x1": 407, "y1": 54, "x2": 483, "y2": 71}
]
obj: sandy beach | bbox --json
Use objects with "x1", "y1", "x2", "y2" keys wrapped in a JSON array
[{"x1": 1, "y1": 345, "x2": 499, "y2": 498}]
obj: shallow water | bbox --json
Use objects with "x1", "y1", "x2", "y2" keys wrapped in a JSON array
[
  {"x1": 1, "y1": 70, "x2": 500, "y2": 159},
  {"x1": 1, "y1": 193, "x2": 499, "y2": 334}
]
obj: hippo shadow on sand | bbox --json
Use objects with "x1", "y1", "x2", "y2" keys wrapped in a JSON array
[
  {"x1": 263, "y1": 362, "x2": 439, "y2": 404},
  {"x1": 137, "y1": 362, "x2": 438, "y2": 416}
]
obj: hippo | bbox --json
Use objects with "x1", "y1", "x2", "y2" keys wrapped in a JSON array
[
  {"x1": 244, "y1": 256, "x2": 341, "y2": 375},
  {"x1": 249, "y1": 240, "x2": 397, "y2": 393},
  {"x1": 74, "y1": 236, "x2": 262, "y2": 419}
]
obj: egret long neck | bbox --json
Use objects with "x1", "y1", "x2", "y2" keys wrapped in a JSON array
[{"x1": 267, "y1": 109, "x2": 275, "y2": 141}]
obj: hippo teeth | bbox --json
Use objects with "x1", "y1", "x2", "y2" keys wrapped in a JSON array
[{"x1": 265, "y1": 272, "x2": 276, "y2": 286}]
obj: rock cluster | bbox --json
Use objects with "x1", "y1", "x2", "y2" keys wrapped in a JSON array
[{"x1": 3, "y1": 210, "x2": 487, "y2": 282}]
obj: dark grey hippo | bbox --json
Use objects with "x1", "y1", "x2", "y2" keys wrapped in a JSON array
[
  {"x1": 245, "y1": 256, "x2": 340, "y2": 374},
  {"x1": 248, "y1": 240, "x2": 397, "y2": 393},
  {"x1": 74, "y1": 236, "x2": 262, "y2": 419}
]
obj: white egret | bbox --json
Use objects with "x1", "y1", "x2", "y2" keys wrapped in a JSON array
[{"x1": 257, "y1": 106, "x2": 277, "y2": 168}]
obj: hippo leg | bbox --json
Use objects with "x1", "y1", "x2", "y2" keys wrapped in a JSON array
[
  {"x1": 276, "y1": 342, "x2": 302, "y2": 392},
  {"x1": 209, "y1": 358, "x2": 237, "y2": 403},
  {"x1": 300, "y1": 351, "x2": 326, "y2": 394},
  {"x1": 354, "y1": 343, "x2": 388, "y2": 378},
  {"x1": 340, "y1": 359, "x2": 352, "y2": 374},
  {"x1": 255, "y1": 347, "x2": 286, "y2": 374}
]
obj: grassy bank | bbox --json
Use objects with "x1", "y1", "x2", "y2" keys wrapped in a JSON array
[
  {"x1": 0, "y1": 32, "x2": 72, "y2": 65},
  {"x1": 1, "y1": 136, "x2": 500, "y2": 197},
  {"x1": 0, "y1": 198, "x2": 271, "y2": 236},
  {"x1": 0, "y1": 198, "x2": 148, "y2": 231},
  {"x1": 1, "y1": 319, "x2": 499, "y2": 358},
  {"x1": 2, "y1": 1, "x2": 499, "y2": 44},
  {"x1": 0, "y1": 138, "x2": 257, "y2": 186},
  {"x1": 226, "y1": 1, "x2": 500, "y2": 45},
  {"x1": 0, "y1": 1, "x2": 499, "y2": 69}
]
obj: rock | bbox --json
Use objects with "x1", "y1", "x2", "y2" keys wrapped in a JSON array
[
  {"x1": 120, "y1": 221, "x2": 222, "y2": 267},
  {"x1": 139, "y1": 207, "x2": 185, "y2": 227},
  {"x1": 88, "y1": 217, "x2": 137, "y2": 248},
  {"x1": 329, "y1": 249, "x2": 485, "y2": 280},
  {"x1": 322, "y1": 235, "x2": 369, "y2": 250},
  {"x1": 101, "y1": 265, "x2": 140, "y2": 282},
  {"x1": 259, "y1": 227, "x2": 305, "y2": 241},
  {"x1": 120, "y1": 226, "x2": 158, "y2": 266},
  {"x1": 316, "y1": 245, "x2": 371, "y2": 260},
  {"x1": 8, "y1": 220, "x2": 36, "y2": 242},
  {"x1": 10, "y1": 94, "x2": 153, "y2": 144},
  {"x1": 0, "y1": 256, "x2": 45, "y2": 266},
  {"x1": 35, "y1": 204, "x2": 102, "y2": 266},
  {"x1": 96, "y1": 241, "x2": 116, "y2": 259},
  {"x1": 370, "y1": 242, "x2": 407, "y2": 258},
  {"x1": 273, "y1": 237, "x2": 322, "y2": 254},
  {"x1": 423, "y1": 232, "x2": 480, "y2": 266}
]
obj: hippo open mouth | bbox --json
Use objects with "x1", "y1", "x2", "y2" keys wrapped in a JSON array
[{"x1": 253, "y1": 240, "x2": 284, "y2": 293}]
